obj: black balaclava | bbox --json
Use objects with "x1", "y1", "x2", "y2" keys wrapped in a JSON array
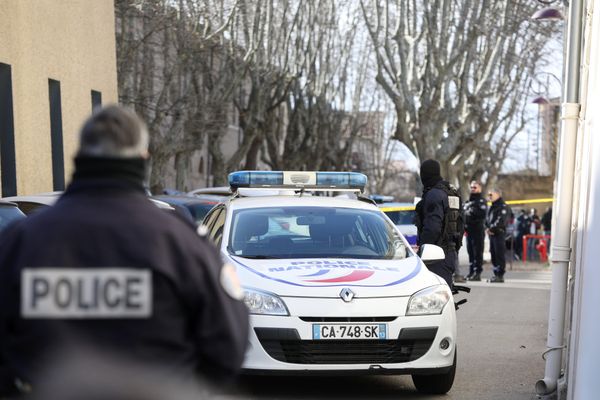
[{"x1": 420, "y1": 159, "x2": 443, "y2": 189}]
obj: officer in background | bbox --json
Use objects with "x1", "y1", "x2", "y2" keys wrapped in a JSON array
[
  {"x1": 415, "y1": 159, "x2": 463, "y2": 287},
  {"x1": 0, "y1": 105, "x2": 249, "y2": 395},
  {"x1": 486, "y1": 188, "x2": 510, "y2": 283},
  {"x1": 464, "y1": 181, "x2": 487, "y2": 281}
]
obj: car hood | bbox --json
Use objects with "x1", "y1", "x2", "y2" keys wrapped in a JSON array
[{"x1": 227, "y1": 255, "x2": 443, "y2": 298}]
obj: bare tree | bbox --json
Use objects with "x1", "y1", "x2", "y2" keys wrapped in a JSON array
[{"x1": 360, "y1": 0, "x2": 559, "y2": 194}]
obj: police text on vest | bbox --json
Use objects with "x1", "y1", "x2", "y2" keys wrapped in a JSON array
[{"x1": 21, "y1": 268, "x2": 152, "y2": 318}]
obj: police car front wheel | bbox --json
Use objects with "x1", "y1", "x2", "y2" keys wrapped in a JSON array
[{"x1": 411, "y1": 349, "x2": 456, "y2": 394}]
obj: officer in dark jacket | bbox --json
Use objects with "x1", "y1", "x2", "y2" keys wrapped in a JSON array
[
  {"x1": 486, "y1": 188, "x2": 510, "y2": 283},
  {"x1": 464, "y1": 181, "x2": 487, "y2": 281},
  {"x1": 415, "y1": 160, "x2": 462, "y2": 286},
  {"x1": 0, "y1": 106, "x2": 249, "y2": 395}
]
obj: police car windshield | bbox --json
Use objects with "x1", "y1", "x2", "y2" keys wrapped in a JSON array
[{"x1": 228, "y1": 207, "x2": 410, "y2": 260}]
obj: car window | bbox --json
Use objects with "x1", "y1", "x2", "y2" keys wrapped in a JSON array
[
  {"x1": 210, "y1": 208, "x2": 227, "y2": 247},
  {"x1": 186, "y1": 203, "x2": 218, "y2": 224},
  {"x1": 0, "y1": 206, "x2": 26, "y2": 231},
  {"x1": 202, "y1": 207, "x2": 222, "y2": 231},
  {"x1": 14, "y1": 202, "x2": 49, "y2": 216},
  {"x1": 228, "y1": 207, "x2": 410, "y2": 260}
]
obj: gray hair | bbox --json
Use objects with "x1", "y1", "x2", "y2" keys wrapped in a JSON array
[
  {"x1": 490, "y1": 187, "x2": 502, "y2": 196},
  {"x1": 78, "y1": 105, "x2": 149, "y2": 158}
]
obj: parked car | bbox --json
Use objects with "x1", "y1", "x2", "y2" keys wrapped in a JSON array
[
  {"x1": 151, "y1": 195, "x2": 221, "y2": 225},
  {"x1": 1, "y1": 192, "x2": 62, "y2": 215},
  {"x1": 187, "y1": 186, "x2": 231, "y2": 198},
  {"x1": 3, "y1": 192, "x2": 176, "y2": 216},
  {"x1": 378, "y1": 202, "x2": 418, "y2": 248},
  {"x1": 0, "y1": 201, "x2": 26, "y2": 231}
]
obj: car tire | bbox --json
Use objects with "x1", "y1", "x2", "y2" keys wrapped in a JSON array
[{"x1": 411, "y1": 349, "x2": 457, "y2": 394}]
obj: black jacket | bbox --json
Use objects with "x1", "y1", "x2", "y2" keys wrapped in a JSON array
[
  {"x1": 0, "y1": 178, "x2": 249, "y2": 387},
  {"x1": 416, "y1": 180, "x2": 451, "y2": 250},
  {"x1": 541, "y1": 210, "x2": 552, "y2": 231},
  {"x1": 464, "y1": 193, "x2": 487, "y2": 230},
  {"x1": 486, "y1": 197, "x2": 510, "y2": 235}
]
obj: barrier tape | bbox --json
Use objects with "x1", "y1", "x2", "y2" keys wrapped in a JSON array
[{"x1": 379, "y1": 197, "x2": 554, "y2": 212}]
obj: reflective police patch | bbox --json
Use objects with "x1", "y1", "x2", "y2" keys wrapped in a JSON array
[
  {"x1": 21, "y1": 268, "x2": 152, "y2": 319},
  {"x1": 448, "y1": 196, "x2": 460, "y2": 209},
  {"x1": 502, "y1": 210, "x2": 507, "y2": 214},
  {"x1": 220, "y1": 263, "x2": 243, "y2": 300}
]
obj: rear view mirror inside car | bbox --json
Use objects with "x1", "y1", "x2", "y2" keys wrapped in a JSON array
[{"x1": 296, "y1": 216, "x2": 326, "y2": 225}]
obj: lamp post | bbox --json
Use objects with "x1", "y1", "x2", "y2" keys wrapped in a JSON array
[{"x1": 531, "y1": 72, "x2": 562, "y2": 175}]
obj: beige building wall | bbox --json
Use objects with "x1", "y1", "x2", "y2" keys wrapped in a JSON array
[{"x1": 0, "y1": 0, "x2": 118, "y2": 195}]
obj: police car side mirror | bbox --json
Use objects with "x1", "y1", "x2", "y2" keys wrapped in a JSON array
[{"x1": 420, "y1": 244, "x2": 445, "y2": 265}]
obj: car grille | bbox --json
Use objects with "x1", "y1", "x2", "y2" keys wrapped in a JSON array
[
  {"x1": 299, "y1": 316, "x2": 397, "y2": 323},
  {"x1": 254, "y1": 327, "x2": 437, "y2": 364}
]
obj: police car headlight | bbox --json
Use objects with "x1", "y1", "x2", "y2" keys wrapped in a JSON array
[
  {"x1": 406, "y1": 285, "x2": 451, "y2": 316},
  {"x1": 243, "y1": 288, "x2": 289, "y2": 316}
]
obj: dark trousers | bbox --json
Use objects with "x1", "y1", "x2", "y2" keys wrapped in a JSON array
[
  {"x1": 489, "y1": 234, "x2": 506, "y2": 277},
  {"x1": 515, "y1": 233, "x2": 524, "y2": 258},
  {"x1": 426, "y1": 249, "x2": 456, "y2": 287},
  {"x1": 466, "y1": 226, "x2": 485, "y2": 275}
]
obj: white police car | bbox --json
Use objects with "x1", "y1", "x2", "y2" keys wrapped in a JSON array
[{"x1": 202, "y1": 171, "x2": 457, "y2": 394}]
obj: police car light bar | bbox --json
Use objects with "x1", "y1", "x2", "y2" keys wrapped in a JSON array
[{"x1": 228, "y1": 171, "x2": 367, "y2": 192}]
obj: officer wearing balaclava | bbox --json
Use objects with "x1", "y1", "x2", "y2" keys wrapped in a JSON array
[{"x1": 414, "y1": 159, "x2": 461, "y2": 286}]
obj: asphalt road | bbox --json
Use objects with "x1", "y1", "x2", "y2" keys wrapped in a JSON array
[{"x1": 222, "y1": 270, "x2": 551, "y2": 400}]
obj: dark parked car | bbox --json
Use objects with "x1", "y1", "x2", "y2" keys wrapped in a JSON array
[
  {"x1": 0, "y1": 201, "x2": 26, "y2": 232},
  {"x1": 3, "y1": 193, "x2": 176, "y2": 216},
  {"x1": 1, "y1": 193, "x2": 61, "y2": 216},
  {"x1": 151, "y1": 195, "x2": 222, "y2": 225}
]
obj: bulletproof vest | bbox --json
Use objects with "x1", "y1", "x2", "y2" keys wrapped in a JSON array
[
  {"x1": 415, "y1": 182, "x2": 464, "y2": 250},
  {"x1": 440, "y1": 182, "x2": 465, "y2": 249}
]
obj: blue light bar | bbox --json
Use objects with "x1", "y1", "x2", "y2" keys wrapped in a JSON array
[
  {"x1": 316, "y1": 172, "x2": 367, "y2": 189},
  {"x1": 369, "y1": 194, "x2": 395, "y2": 204},
  {"x1": 228, "y1": 171, "x2": 367, "y2": 192},
  {"x1": 229, "y1": 171, "x2": 283, "y2": 188}
]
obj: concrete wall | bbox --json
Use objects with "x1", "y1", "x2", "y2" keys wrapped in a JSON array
[{"x1": 0, "y1": 0, "x2": 117, "y2": 195}]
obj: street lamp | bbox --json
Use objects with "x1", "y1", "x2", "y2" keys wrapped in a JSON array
[
  {"x1": 532, "y1": 96, "x2": 551, "y2": 105},
  {"x1": 532, "y1": 7, "x2": 565, "y2": 20},
  {"x1": 530, "y1": 72, "x2": 562, "y2": 175}
]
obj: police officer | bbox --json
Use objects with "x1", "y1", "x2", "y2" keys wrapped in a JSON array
[
  {"x1": 0, "y1": 105, "x2": 249, "y2": 395},
  {"x1": 486, "y1": 188, "x2": 510, "y2": 283},
  {"x1": 415, "y1": 159, "x2": 463, "y2": 287},
  {"x1": 464, "y1": 181, "x2": 487, "y2": 281}
]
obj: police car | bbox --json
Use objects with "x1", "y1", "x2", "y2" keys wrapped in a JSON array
[{"x1": 203, "y1": 171, "x2": 457, "y2": 394}]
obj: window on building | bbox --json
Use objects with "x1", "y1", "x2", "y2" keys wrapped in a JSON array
[
  {"x1": 0, "y1": 63, "x2": 17, "y2": 196},
  {"x1": 91, "y1": 90, "x2": 102, "y2": 111},
  {"x1": 48, "y1": 79, "x2": 64, "y2": 191}
]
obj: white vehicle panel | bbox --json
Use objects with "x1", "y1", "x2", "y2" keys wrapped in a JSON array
[{"x1": 230, "y1": 256, "x2": 442, "y2": 298}]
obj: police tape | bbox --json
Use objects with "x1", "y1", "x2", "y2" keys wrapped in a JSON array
[
  {"x1": 379, "y1": 198, "x2": 554, "y2": 212},
  {"x1": 380, "y1": 206, "x2": 416, "y2": 212},
  {"x1": 504, "y1": 198, "x2": 554, "y2": 205}
]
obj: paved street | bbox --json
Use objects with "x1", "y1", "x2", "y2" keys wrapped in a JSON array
[{"x1": 223, "y1": 269, "x2": 551, "y2": 400}]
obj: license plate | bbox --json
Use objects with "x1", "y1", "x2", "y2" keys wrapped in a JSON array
[{"x1": 312, "y1": 324, "x2": 387, "y2": 340}]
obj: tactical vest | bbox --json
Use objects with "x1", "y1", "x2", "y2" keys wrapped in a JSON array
[{"x1": 415, "y1": 182, "x2": 465, "y2": 250}]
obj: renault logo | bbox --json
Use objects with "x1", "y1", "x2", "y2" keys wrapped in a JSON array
[{"x1": 339, "y1": 288, "x2": 355, "y2": 302}]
